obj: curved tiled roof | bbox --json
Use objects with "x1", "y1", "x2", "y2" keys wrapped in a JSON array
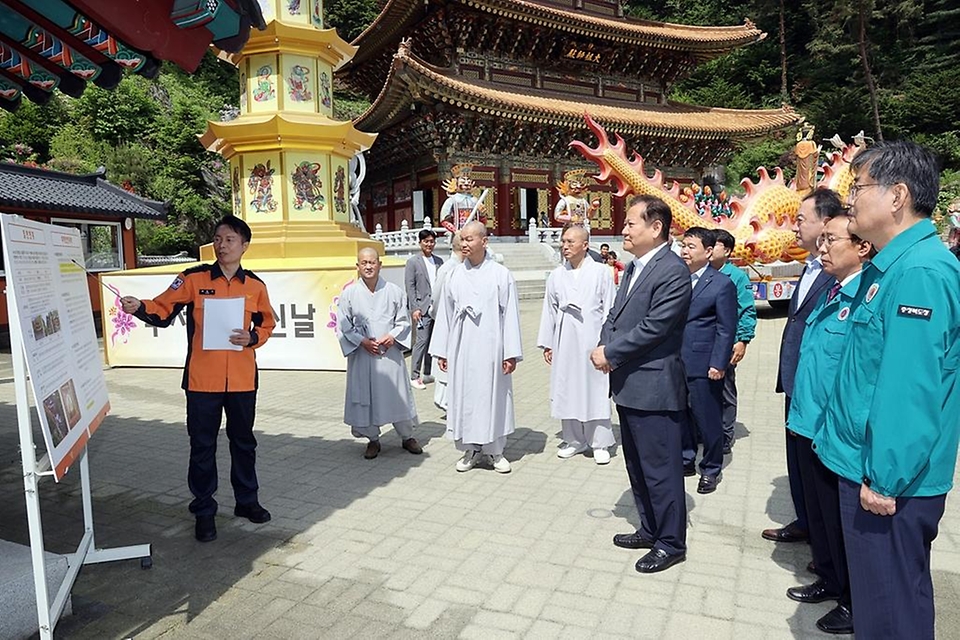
[
  {"x1": 348, "y1": 0, "x2": 764, "y2": 70},
  {"x1": 356, "y1": 48, "x2": 800, "y2": 140},
  {"x1": 0, "y1": 163, "x2": 167, "y2": 219}
]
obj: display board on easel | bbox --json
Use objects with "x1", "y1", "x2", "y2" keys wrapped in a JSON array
[
  {"x1": 1, "y1": 213, "x2": 150, "y2": 640},
  {"x1": 2, "y1": 215, "x2": 110, "y2": 479}
]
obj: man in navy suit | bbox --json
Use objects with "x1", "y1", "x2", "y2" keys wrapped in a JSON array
[
  {"x1": 679, "y1": 227, "x2": 737, "y2": 494},
  {"x1": 591, "y1": 195, "x2": 692, "y2": 574},
  {"x1": 763, "y1": 190, "x2": 838, "y2": 543}
]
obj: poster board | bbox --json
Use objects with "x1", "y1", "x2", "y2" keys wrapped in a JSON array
[{"x1": 1, "y1": 214, "x2": 110, "y2": 480}]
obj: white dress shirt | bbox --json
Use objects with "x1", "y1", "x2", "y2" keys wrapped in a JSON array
[
  {"x1": 793, "y1": 256, "x2": 823, "y2": 308},
  {"x1": 626, "y1": 241, "x2": 669, "y2": 293}
]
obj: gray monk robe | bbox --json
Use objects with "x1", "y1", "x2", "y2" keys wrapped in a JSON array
[
  {"x1": 337, "y1": 277, "x2": 419, "y2": 440},
  {"x1": 430, "y1": 257, "x2": 522, "y2": 452}
]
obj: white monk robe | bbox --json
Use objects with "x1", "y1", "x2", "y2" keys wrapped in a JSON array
[
  {"x1": 536, "y1": 258, "x2": 617, "y2": 449},
  {"x1": 429, "y1": 252, "x2": 463, "y2": 411},
  {"x1": 430, "y1": 257, "x2": 523, "y2": 455},
  {"x1": 337, "y1": 278, "x2": 419, "y2": 440}
]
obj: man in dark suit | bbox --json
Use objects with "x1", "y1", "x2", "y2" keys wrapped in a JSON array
[
  {"x1": 404, "y1": 229, "x2": 443, "y2": 389},
  {"x1": 763, "y1": 190, "x2": 837, "y2": 543},
  {"x1": 591, "y1": 195, "x2": 692, "y2": 574},
  {"x1": 679, "y1": 227, "x2": 737, "y2": 494}
]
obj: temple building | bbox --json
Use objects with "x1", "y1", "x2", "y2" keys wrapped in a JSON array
[{"x1": 338, "y1": 0, "x2": 801, "y2": 236}]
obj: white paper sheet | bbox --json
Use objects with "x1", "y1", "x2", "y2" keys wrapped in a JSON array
[{"x1": 202, "y1": 297, "x2": 244, "y2": 351}]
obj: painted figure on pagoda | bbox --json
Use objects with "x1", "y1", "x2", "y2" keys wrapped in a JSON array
[
  {"x1": 554, "y1": 169, "x2": 600, "y2": 229},
  {"x1": 439, "y1": 164, "x2": 487, "y2": 233}
]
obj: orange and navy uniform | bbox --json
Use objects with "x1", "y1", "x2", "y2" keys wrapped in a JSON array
[{"x1": 134, "y1": 263, "x2": 275, "y2": 392}]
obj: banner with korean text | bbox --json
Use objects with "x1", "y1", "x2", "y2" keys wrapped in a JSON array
[{"x1": 100, "y1": 265, "x2": 404, "y2": 371}]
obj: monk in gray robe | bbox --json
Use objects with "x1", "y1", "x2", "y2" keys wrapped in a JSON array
[
  {"x1": 431, "y1": 222, "x2": 523, "y2": 474},
  {"x1": 337, "y1": 248, "x2": 422, "y2": 459}
]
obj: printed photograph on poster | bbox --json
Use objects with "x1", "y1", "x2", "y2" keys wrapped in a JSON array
[
  {"x1": 30, "y1": 310, "x2": 61, "y2": 341},
  {"x1": 42, "y1": 389, "x2": 70, "y2": 446},
  {"x1": 60, "y1": 379, "x2": 82, "y2": 429}
]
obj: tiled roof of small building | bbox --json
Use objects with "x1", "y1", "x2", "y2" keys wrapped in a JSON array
[{"x1": 0, "y1": 163, "x2": 167, "y2": 219}]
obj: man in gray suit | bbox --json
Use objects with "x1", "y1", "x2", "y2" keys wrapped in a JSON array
[
  {"x1": 591, "y1": 195, "x2": 692, "y2": 574},
  {"x1": 405, "y1": 229, "x2": 443, "y2": 389}
]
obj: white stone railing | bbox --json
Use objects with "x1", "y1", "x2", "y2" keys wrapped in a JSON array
[
  {"x1": 371, "y1": 218, "x2": 449, "y2": 252},
  {"x1": 527, "y1": 219, "x2": 562, "y2": 245}
]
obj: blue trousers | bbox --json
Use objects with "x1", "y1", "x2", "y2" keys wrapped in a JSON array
[
  {"x1": 185, "y1": 391, "x2": 260, "y2": 517},
  {"x1": 682, "y1": 377, "x2": 724, "y2": 477},
  {"x1": 618, "y1": 406, "x2": 687, "y2": 556},
  {"x1": 838, "y1": 477, "x2": 945, "y2": 639}
]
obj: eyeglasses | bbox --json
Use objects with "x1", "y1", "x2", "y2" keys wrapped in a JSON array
[
  {"x1": 817, "y1": 234, "x2": 854, "y2": 249},
  {"x1": 848, "y1": 183, "x2": 882, "y2": 199}
]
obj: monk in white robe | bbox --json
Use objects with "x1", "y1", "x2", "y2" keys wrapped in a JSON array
[
  {"x1": 537, "y1": 225, "x2": 617, "y2": 464},
  {"x1": 430, "y1": 233, "x2": 464, "y2": 412},
  {"x1": 431, "y1": 222, "x2": 522, "y2": 473},
  {"x1": 337, "y1": 248, "x2": 422, "y2": 460}
]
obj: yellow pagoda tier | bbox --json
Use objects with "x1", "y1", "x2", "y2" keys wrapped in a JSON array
[{"x1": 198, "y1": 0, "x2": 380, "y2": 261}]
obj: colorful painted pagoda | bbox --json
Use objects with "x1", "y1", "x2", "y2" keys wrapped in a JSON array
[
  {"x1": 338, "y1": 0, "x2": 802, "y2": 236},
  {"x1": 197, "y1": 0, "x2": 378, "y2": 261}
]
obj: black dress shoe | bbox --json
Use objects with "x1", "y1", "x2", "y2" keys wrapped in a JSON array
[
  {"x1": 195, "y1": 515, "x2": 217, "y2": 542},
  {"x1": 816, "y1": 604, "x2": 854, "y2": 634},
  {"x1": 786, "y1": 579, "x2": 840, "y2": 604},
  {"x1": 697, "y1": 473, "x2": 721, "y2": 494},
  {"x1": 683, "y1": 463, "x2": 697, "y2": 477},
  {"x1": 761, "y1": 521, "x2": 808, "y2": 543},
  {"x1": 613, "y1": 532, "x2": 654, "y2": 550},
  {"x1": 234, "y1": 503, "x2": 272, "y2": 523},
  {"x1": 635, "y1": 548, "x2": 685, "y2": 574},
  {"x1": 722, "y1": 439, "x2": 733, "y2": 455}
]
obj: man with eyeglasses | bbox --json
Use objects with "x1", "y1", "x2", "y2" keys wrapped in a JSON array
[
  {"x1": 785, "y1": 209, "x2": 874, "y2": 635},
  {"x1": 813, "y1": 140, "x2": 960, "y2": 638},
  {"x1": 763, "y1": 190, "x2": 837, "y2": 545}
]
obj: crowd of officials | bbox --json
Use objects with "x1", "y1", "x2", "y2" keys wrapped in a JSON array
[{"x1": 121, "y1": 139, "x2": 960, "y2": 639}]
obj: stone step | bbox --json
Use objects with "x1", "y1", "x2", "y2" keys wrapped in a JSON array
[{"x1": 0, "y1": 539, "x2": 72, "y2": 639}]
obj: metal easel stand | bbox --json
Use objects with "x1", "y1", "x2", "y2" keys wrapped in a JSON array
[{"x1": 10, "y1": 305, "x2": 151, "y2": 640}]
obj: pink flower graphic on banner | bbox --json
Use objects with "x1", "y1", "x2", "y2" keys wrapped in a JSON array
[
  {"x1": 326, "y1": 279, "x2": 356, "y2": 331},
  {"x1": 108, "y1": 295, "x2": 137, "y2": 345}
]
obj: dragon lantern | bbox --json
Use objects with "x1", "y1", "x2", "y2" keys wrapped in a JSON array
[{"x1": 570, "y1": 114, "x2": 867, "y2": 265}]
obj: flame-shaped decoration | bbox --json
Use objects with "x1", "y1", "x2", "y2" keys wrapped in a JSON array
[{"x1": 570, "y1": 114, "x2": 859, "y2": 265}]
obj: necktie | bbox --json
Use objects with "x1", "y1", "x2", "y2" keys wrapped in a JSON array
[{"x1": 827, "y1": 282, "x2": 841, "y2": 302}]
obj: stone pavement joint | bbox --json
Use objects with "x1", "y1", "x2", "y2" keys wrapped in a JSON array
[{"x1": 1, "y1": 301, "x2": 959, "y2": 638}]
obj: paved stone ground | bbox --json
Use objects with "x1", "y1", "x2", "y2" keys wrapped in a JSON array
[{"x1": 1, "y1": 301, "x2": 959, "y2": 639}]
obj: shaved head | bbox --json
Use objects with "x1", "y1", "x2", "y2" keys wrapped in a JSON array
[
  {"x1": 561, "y1": 224, "x2": 589, "y2": 243},
  {"x1": 461, "y1": 221, "x2": 487, "y2": 238},
  {"x1": 358, "y1": 247, "x2": 380, "y2": 262}
]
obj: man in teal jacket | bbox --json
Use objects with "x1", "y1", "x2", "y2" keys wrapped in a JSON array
[
  {"x1": 813, "y1": 140, "x2": 960, "y2": 639},
  {"x1": 785, "y1": 208, "x2": 873, "y2": 636},
  {"x1": 710, "y1": 229, "x2": 757, "y2": 453}
]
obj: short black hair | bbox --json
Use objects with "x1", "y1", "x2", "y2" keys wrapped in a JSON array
[
  {"x1": 626, "y1": 194, "x2": 672, "y2": 241},
  {"x1": 607, "y1": 251, "x2": 617, "y2": 259},
  {"x1": 600, "y1": 243, "x2": 610, "y2": 250},
  {"x1": 683, "y1": 226, "x2": 717, "y2": 249},
  {"x1": 851, "y1": 139, "x2": 940, "y2": 217},
  {"x1": 714, "y1": 229, "x2": 736, "y2": 251},
  {"x1": 418, "y1": 228, "x2": 437, "y2": 241},
  {"x1": 802, "y1": 189, "x2": 845, "y2": 220},
  {"x1": 215, "y1": 215, "x2": 251, "y2": 243}
]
